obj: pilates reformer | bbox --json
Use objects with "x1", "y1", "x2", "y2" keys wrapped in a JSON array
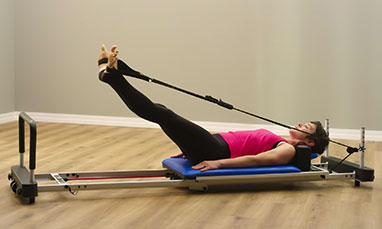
[
  {"x1": 8, "y1": 113, "x2": 374, "y2": 204},
  {"x1": 9, "y1": 62, "x2": 374, "y2": 204}
]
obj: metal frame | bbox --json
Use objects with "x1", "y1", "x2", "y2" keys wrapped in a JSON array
[
  {"x1": 17, "y1": 162, "x2": 356, "y2": 195},
  {"x1": 8, "y1": 113, "x2": 374, "y2": 204}
]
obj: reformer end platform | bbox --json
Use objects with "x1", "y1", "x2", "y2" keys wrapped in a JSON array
[
  {"x1": 9, "y1": 166, "x2": 37, "y2": 204},
  {"x1": 321, "y1": 156, "x2": 374, "y2": 182}
]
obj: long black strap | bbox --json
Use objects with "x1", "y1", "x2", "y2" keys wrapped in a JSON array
[{"x1": 116, "y1": 60, "x2": 360, "y2": 154}]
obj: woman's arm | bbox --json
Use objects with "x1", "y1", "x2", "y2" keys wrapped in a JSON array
[{"x1": 192, "y1": 142, "x2": 296, "y2": 172}]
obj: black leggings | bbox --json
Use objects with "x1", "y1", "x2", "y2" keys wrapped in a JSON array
[{"x1": 99, "y1": 65, "x2": 230, "y2": 165}]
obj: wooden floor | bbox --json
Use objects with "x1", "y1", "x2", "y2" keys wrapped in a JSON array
[{"x1": 0, "y1": 121, "x2": 381, "y2": 229}]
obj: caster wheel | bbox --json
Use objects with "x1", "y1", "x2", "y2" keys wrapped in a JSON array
[
  {"x1": 10, "y1": 181, "x2": 17, "y2": 193},
  {"x1": 8, "y1": 173, "x2": 12, "y2": 180}
]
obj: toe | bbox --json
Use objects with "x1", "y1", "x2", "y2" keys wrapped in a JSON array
[
  {"x1": 98, "y1": 45, "x2": 109, "y2": 61},
  {"x1": 110, "y1": 45, "x2": 117, "y2": 53},
  {"x1": 101, "y1": 44, "x2": 107, "y2": 52}
]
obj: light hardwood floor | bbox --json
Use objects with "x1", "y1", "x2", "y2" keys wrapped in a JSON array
[{"x1": 1, "y1": 121, "x2": 381, "y2": 229}]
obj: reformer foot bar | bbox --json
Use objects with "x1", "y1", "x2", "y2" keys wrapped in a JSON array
[{"x1": 8, "y1": 113, "x2": 374, "y2": 204}]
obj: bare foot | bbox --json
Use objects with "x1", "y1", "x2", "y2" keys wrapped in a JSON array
[
  {"x1": 98, "y1": 44, "x2": 119, "y2": 74},
  {"x1": 107, "y1": 45, "x2": 119, "y2": 70},
  {"x1": 98, "y1": 44, "x2": 109, "y2": 73}
]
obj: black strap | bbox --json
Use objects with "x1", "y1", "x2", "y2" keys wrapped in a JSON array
[{"x1": 98, "y1": 58, "x2": 108, "y2": 66}]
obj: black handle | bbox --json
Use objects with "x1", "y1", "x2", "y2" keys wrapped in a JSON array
[
  {"x1": 205, "y1": 96, "x2": 234, "y2": 110},
  {"x1": 19, "y1": 112, "x2": 37, "y2": 170}
]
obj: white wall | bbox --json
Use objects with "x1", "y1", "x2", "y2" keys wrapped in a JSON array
[
  {"x1": 0, "y1": 0, "x2": 15, "y2": 113},
  {"x1": 14, "y1": 0, "x2": 382, "y2": 130}
]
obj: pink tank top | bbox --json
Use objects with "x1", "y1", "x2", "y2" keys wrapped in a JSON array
[{"x1": 218, "y1": 129, "x2": 288, "y2": 158}]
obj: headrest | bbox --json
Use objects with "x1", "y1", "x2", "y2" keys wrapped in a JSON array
[{"x1": 290, "y1": 145, "x2": 312, "y2": 171}]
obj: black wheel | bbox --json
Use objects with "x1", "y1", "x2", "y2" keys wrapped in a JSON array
[
  {"x1": 10, "y1": 181, "x2": 17, "y2": 193},
  {"x1": 355, "y1": 180, "x2": 360, "y2": 187},
  {"x1": 8, "y1": 173, "x2": 12, "y2": 180}
]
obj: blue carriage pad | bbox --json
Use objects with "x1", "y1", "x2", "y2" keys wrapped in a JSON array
[
  {"x1": 311, "y1": 153, "x2": 319, "y2": 159},
  {"x1": 162, "y1": 158, "x2": 301, "y2": 178}
]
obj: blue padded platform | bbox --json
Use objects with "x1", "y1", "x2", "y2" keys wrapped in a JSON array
[
  {"x1": 162, "y1": 158, "x2": 301, "y2": 178},
  {"x1": 311, "y1": 153, "x2": 318, "y2": 159}
]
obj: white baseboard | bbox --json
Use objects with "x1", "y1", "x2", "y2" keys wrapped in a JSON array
[
  {"x1": 2, "y1": 111, "x2": 382, "y2": 142},
  {"x1": 0, "y1": 112, "x2": 18, "y2": 124}
]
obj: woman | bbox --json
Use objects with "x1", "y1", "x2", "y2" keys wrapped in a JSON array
[{"x1": 98, "y1": 45, "x2": 329, "y2": 172}]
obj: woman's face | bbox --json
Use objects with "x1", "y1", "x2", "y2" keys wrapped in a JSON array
[{"x1": 289, "y1": 122, "x2": 317, "y2": 141}]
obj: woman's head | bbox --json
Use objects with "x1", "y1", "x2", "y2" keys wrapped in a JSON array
[
  {"x1": 307, "y1": 121, "x2": 329, "y2": 154},
  {"x1": 289, "y1": 121, "x2": 329, "y2": 154}
]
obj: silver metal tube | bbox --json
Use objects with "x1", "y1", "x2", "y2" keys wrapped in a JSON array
[
  {"x1": 38, "y1": 179, "x2": 190, "y2": 192},
  {"x1": 360, "y1": 127, "x2": 365, "y2": 168},
  {"x1": 30, "y1": 169, "x2": 36, "y2": 183},
  {"x1": 324, "y1": 119, "x2": 329, "y2": 157},
  {"x1": 35, "y1": 169, "x2": 169, "y2": 181},
  {"x1": 20, "y1": 153, "x2": 24, "y2": 167}
]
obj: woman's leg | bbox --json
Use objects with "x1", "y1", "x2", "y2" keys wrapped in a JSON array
[{"x1": 98, "y1": 46, "x2": 229, "y2": 165}]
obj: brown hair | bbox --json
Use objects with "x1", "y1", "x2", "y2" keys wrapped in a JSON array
[{"x1": 307, "y1": 121, "x2": 329, "y2": 155}]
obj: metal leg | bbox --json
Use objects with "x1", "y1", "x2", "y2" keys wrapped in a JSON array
[
  {"x1": 360, "y1": 127, "x2": 365, "y2": 168},
  {"x1": 324, "y1": 119, "x2": 329, "y2": 157}
]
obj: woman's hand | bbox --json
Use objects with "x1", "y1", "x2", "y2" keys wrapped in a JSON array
[{"x1": 192, "y1": 160, "x2": 221, "y2": 172}]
